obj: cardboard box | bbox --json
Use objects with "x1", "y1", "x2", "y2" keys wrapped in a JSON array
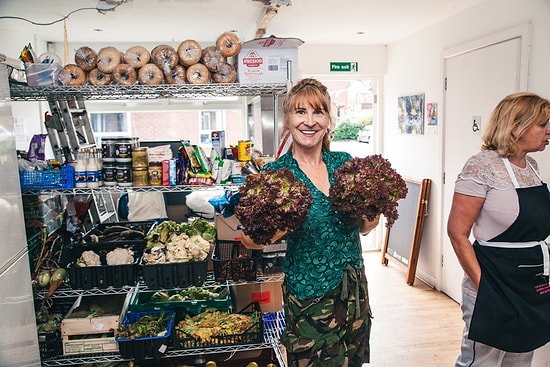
[
  {"x1": 25, "y1": 63, "x2": 62, "y2": 86},
  {"x1": 237, "y1": 37, "x2": 304, "y2": 84},
  {"x1": 215, "y1": 214, "x2": 242, "y2": 241},
  {"x1": 61, "y1": 294, "x2": 129, "y2": 355},
  {"x1": 231, "y1": 280, "x2": 283, "y2": 313}
]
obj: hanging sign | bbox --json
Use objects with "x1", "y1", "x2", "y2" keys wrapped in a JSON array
[{"x1": 330, "y1": 62, "x2": 359, "y2": 72}]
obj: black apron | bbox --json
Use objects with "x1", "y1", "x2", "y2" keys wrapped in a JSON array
[{"x1": 469, "y1": 159, "x2": 550, "y2": 352}]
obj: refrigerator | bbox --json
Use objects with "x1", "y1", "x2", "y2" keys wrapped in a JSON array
[{"x1": 0, "y1": 62, "x2": 41, "y2": 366}]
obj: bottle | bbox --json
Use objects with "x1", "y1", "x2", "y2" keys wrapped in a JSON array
[
  {"x1": 86, "y1": 148, "x2": 99, "y2": 188},
  {"x1": 74, "y1": 148, "x2": 87, "y2": 188}
]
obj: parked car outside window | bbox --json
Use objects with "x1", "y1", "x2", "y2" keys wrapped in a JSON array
[{"x1": 356, "y1": 125, "x2": 372, "y2": 143}]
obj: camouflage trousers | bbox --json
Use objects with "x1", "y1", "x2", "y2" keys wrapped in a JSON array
[{"x1": 280, "y1": 265, "x2": 372, "y2": 367}]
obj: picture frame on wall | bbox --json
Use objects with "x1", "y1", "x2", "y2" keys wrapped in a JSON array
[{"x1": 398, "y1": 93, "x2": 425, "y2": 135}]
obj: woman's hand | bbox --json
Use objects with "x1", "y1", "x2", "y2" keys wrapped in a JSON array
[
  {"x1": 239, "y1": 229, "x2": 288, "y2": 250},
  {"x1": 360, "y1": 214, "x2": 381, "y2": 235}
]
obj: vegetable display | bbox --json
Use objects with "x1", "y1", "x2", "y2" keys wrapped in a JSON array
[
  {"x1": 142, "y1": 219, "x2": 215, "y2": 264},
  {"x1": 116, "y1": 311, "x2": 172, "y2": 340},
  {"x1": 329, "y1": 155, "x2": 408, "y2": 227},
  {"x1": 235, "y1": 168, "x2": 313, "y2": 245}
]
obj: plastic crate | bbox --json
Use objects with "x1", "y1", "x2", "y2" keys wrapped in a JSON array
[
  {"x1": 140, "y1": 256, "x2": 209, "y2": 289},
  {"x1": 173, "y1": 302, "x2": 263, "y2": 350},
  {"x1": 67, "y1": 243, "x2": 144, "y2": 289},
  {"x1": 19, "y1": 165, "x2": 74, "y2": 190},
  {"x1": 115, "y1": 310, "x2": 174, "y2": 360},
  {"x1": 38, "y1": 329, "x2": 62, "y2": 359},
  {"x1": 128, "y1": 286, "x2": 232, "y2": 315},
  {"x1": 212, "y1": 241, "x2": 258, "y2": 282}
]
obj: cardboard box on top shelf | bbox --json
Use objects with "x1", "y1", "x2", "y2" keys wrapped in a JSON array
[
  {"x1": 215, "y1": 213, "x2": 242, "y2": 241},
  {"x1": 237, "y1": 37, "x2": 304, "y2": 84}
]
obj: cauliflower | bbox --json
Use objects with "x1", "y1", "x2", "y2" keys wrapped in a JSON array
[
  {"x1": 106, "y1": 247, "x2": 134, "y2": 265},
  {"x1": 142, "y1": 246, "x2": 165, "y2": 264},
  {"x1": 77, "y1": 250, "x2": 101, "y2": 267}
]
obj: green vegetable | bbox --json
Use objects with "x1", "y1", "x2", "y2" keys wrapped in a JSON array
[
  {"x1": 235, "y1": 168, "x2": 312, "y2": 244},
  {"x1": 329, "y1": 155, "x2": 408, "y2": 226}
]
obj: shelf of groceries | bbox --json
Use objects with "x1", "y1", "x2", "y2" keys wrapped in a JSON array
[
  {"x1": 40, "y1": 310, "x2": 286, "y2": 366},
  {"x1": 9, "y1": 82, "x2": 288, "y2": 101},
  {"x1": 20, "y1": 183, "x2": 241, "y2": 196}
]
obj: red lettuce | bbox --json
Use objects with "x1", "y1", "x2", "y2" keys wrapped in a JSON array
[
  {"x1": 235, "y1": 168, "x2": 312, "y2": 244},
  {"x1": 329, "y1": 155, "x2": 408, "y2": 227}
]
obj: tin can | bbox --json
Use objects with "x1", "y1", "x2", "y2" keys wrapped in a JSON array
[
  {"x1": 132, "y1": 168, "x2": 148, "y2": 186},
  {"x1": 237, "y1": 140, "x2": 251, "y2": 161}
]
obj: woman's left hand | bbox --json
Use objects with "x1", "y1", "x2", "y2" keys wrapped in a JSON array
[{"x1": 360, "y1": 214, "x2": 381, "y2": 235}]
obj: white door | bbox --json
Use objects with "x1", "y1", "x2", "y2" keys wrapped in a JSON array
[{"x1": 441, "y1": 26, "x2": 529, "y2": 302}]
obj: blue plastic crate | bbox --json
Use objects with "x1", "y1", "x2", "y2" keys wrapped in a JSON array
[
  {"x1": 115, "y1": 310, "x2": 174, "y2": 360},
  {"x1": 20, "y1": 165, "x2": 74, "y2": 190}
]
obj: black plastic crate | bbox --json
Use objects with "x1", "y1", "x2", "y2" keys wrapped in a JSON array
[
  {"x1": 212, "y1": 241, "x2": 258, "y2": 282},
  {"x1": 115, "y1": 310, "x2": 175, "y2": 360},
  {"x1": 67, "y1": 243, "x2": 144, "y2": 289},
  {"x1": 141, "y1": 257, "x2": 208, "y2": 289},
  {"x1": 38, "y1": 329, "x2": 62, "y2": 359},
  {"x1": 173, "y1": 302, "x2": 263, "y2": 350}
]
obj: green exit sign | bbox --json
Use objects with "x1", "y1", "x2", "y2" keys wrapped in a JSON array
[{"x1": 330, "y1": 62, "x2": 359, "y2": 72}]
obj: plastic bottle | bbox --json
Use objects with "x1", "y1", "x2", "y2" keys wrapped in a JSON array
[
  {"x1": 86, "y1": 148, "x2": 100, "y2": 188},
  {"x1": 74, "y1": 148, "x2": 87, "y2": 188}
]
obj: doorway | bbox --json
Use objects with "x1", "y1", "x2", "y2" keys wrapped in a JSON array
[{"x1": 441, "y1": 25, "x2": 529, "y2": 302}]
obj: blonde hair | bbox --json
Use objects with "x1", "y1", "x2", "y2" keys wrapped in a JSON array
[
  {"x1": 482, "y1": 92, "x2": 550, "y2": 156},
  {"x1": 282, "y1": 78, "x2": 334, "y2": 151}
]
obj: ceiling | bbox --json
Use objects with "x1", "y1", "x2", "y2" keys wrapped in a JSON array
[{"x1": 0, "y1": 0, "x2": 485, "y2": 48}]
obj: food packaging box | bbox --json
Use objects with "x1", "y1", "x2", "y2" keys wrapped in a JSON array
[
  {"x1": 237, "y1": 37, "x2": 303, "y2": 84},
  {"x1": 173, "y1": 302, "x2": 263, "y2": 350},
  {"x1": 211, "y1": 130, "x2": 226, "y2": 157},
  {"x1": 25, "y1": 63, "x2": 62, "y2": 86},
  {"x1": 140, "y1": 256, "x2": 209, "y2": 289},
  {"x1": 212, "y1": 240, "x2": 258, "y2": 282},
  {"x1": 215, "y1": 214, "x2": 242, "y2": 241},
  {"x1": 115, "y1": 310, "x2": 175, "y2": 360},
  {"x1": 61, "y1": 294, "x2": 129, "y2": 355},
  {"x1": 231, "y1": 280, "x2": 283, "y2": 313},
  {"x1": 128, "y1": 286, "x2": 232, "y2": 315}
]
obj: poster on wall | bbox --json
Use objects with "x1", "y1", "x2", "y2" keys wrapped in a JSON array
[
  {"x1": 398, "y1": 93, "x2": 425, "y2": 135},
  {"x1": 425, "y1": 102, "x2": 438, "y2": 135}
]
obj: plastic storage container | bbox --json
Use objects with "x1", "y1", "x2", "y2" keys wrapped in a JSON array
[
  {"x1": 115, "y1": 310, "x2": 175, "y2": 360},
  {"x1": 212, "y1": 241, "x2": 258, "y2": 282}
]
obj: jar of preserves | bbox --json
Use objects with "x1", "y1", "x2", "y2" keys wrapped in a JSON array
[{"x1": 132, "y1": 147, "x2": 148, "y2": 169}]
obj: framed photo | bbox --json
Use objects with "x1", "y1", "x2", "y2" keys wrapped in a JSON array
[
  {"x1": 426, "y1": 102, "x2": 438, "y2": 126},
  {"x1": 398, "y1": 93, "x2": 425, "y2": 135}
]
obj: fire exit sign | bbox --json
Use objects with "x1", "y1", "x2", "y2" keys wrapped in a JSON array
[{"x1": 330, "y1": 62, "x2": 359, "y2": 72}]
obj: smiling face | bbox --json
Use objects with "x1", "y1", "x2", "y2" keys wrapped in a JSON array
[
  {"x1": 287, "y1": 98, "x2": 331, "y2": 150},
  {"x1": 283, "y1": 78, "x2": 334, "y2": 152}
]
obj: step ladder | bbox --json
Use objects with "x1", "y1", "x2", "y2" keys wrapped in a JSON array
[{"x1": 45, "y1": 96, "x2": 96, "y2": 164}]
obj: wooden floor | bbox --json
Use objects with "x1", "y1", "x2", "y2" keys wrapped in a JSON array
[{"x1": 363, "y1": 251, "x2": 463, "y2": 367}]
